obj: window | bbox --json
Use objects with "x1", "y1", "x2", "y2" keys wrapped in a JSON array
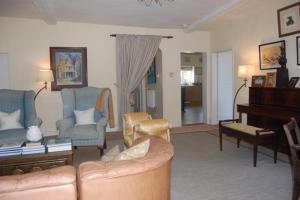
[{"x1": 181, "y1": 66, "x2": 194, "y2": 86}]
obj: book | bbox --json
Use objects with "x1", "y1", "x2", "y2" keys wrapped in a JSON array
[
  {"x1": 22, "y1": 148, "x2": 45, "y2": 155},
  {"x1": 0, "y1": 142, "x2": 24, "y2": 150},
  {"x1": 47, "y1": 138, "x2": 72, "y2": 147},
  {"x1": 0, "y1": 150, "x2": 22, "y2": 157},
  {"x1": 48, "y1": 145, "x2": 72, "y2": 152}
]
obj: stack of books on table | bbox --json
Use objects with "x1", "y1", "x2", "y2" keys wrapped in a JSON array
[
  {"x1": 22, "y1": 141, "x2": 45, "y2": 155},
  {"x1": 47, "y1": 138, "x2": 72, "y2": 152},
  {"x1": 0, "y1": 142, "x2": 23, "y2": 157}
]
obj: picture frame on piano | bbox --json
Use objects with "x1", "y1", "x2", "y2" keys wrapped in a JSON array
[
  {"x1": 265, "y1": 72, "x2": 277, "y2": 87},
  {"x1": 288, "y1": 77, "x2": 300, "y2": 88},
  {"x1": 251, "y1": 75, "x2": 266, "y2": 87}
]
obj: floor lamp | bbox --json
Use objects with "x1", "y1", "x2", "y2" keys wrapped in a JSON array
[
  {"x1": 34, "y1": 69, "x2": 54, "y2": 101},
  {"x1": 232, "y1": 65, "x2": 253, "y2": 120}
]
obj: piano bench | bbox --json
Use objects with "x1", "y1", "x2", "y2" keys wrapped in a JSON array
[{"x1": 219, "y1": 120, "x2": 278, "y2": 167}]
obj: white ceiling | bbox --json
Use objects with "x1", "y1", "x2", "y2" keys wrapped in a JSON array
[{"x1": 0, "y1": 0, "x2": 257, "y2": 31}]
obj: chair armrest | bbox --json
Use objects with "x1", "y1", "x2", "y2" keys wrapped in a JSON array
[
  {"x1": 96, "y1": 117, "x2": 107, "y2": 145},
  {"x1": 292, "y1": 144, "x2": 300, "y2": 151},
  {"x1": 56, "y1": 117, "x2": 75, "y2": 137},
  {"x1": 0, "y1": 166, "x2": 76, "y2": 194}
]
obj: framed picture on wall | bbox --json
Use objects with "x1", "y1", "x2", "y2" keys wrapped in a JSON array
[
  {"x1": 297, "y1": 36, "x2": 300, "y2": 65},
  {"x1": 277, "y1": 2, "x2": 300, "y2": 37},
  {"x1": 265, "y1": 72, "x2": 277, "y2": 87},
  {"x1": 251, "y1": 75, "x2": 266, "y2": 87},
  {"x1": 259, "y1": 40, "x2": 286, "y2": 70},
  {"x1": 50, "y1": 47, "x2": 88, "y2": 91}
]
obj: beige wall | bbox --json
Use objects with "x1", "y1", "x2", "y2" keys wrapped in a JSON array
[
  {"x1": 0, "y1": 17, "x2": 210, "y2": 134},
  {"x1": 210, "y1": 0, "x2": 300, "y2": 118}
]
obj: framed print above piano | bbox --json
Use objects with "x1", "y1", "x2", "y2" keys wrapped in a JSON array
[{"x1": 259, "y1": 40, "x2": 286, "y2": 70}]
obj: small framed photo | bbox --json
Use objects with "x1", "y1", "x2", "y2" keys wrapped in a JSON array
[
  {"x1": 259, "y1": 40, "x2": 286, "y2": 70},
  {"x1": 297, "y1": 36, "x2": 300, "y2": 65},
  {"x1": 265, "y1": 72, "x2": 277, "y2": 87},
  {"x1": 288, "y1": 77, "x2": 300, "y2": 88},
  {"x1": 277, "y1": 2, "x2": 300, "y2": 37},
  {"x1": 50, "y1": 47, "x2": 88, "y2": 91},
  {"x1": 252, "y1": 75, "x2": 266, "y2": 87}
]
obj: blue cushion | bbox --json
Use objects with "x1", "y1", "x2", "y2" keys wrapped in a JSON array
[
  {"x1": 63, "y1": 124, "x2": 98, "y2": 140},
  {"x1": 0, "y1": 90, "x2": 25, "y2": 127},
  {"x1": 0, "y1": 129, "x2": 27, "y2": 145}
]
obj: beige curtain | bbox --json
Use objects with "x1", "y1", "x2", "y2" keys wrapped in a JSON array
[{"x1": 116, "y1": 34, "x2": 162, "y2": 126}]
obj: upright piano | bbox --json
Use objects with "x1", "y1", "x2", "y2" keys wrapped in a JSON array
[{"x1": 237, "y1": 87, "x2": 300, "y2": 153}]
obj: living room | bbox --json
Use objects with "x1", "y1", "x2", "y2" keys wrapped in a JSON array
[{"x1": 0, "y1": 0, "x2": 299, "y2": 199}]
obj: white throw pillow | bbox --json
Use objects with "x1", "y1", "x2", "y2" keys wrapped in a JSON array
[
  {"x1": 114, "y1": 139, "x2": 150, "y2": 161},
  {"x1": 101, "y1": 145, "x2": 120, "y2": 161},
  {"x1": 74, "y1": 108, "x2": 96, "y2": 126},
  {"x1": 0, "y1": 110, "x2": 23, "y2": 131}
]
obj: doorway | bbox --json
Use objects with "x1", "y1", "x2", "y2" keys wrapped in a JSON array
[
  {"x1": 132, "y1": 49, "x2": 163, "y2": 119},
  {"x1": 181, "y1": 52, "x2": 204, "y2": 125}
]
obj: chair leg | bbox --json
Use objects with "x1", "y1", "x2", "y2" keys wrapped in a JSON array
[
  {"x1": 103, "y1": 138, "x2": 107, "y2": 149},
  {"x1": 237, "y1": 139, "x2": 240, "y2": 148},
  {"x1": 97, "y1": 146, "x2": 104, "y2": 157},
  {"x1": 253, "y1": 144, "x2": 258, "y2": 167},
  {"x1": 219, "y1": 130, "x2": 223, "y2": 151},
  {"x1": 292, "y1": 180, "x2": 300, "y2": 200},
  {"x1": 273, "y1": 135, "x2": 278, "y2": 164}
]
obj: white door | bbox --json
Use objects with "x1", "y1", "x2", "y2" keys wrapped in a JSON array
[
  {"x1": 216, "y1": 50, "x2": 233, "y2": 121},
  {"x1": 0, "y1": 53, "x2": 10, "y2": 89}
]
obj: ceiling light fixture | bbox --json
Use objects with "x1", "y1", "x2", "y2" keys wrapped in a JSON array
[{"x1": 138, "y1": 0, "x2": 174, "y2": 6}]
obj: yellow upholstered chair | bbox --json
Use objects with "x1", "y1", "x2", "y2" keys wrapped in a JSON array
[
  {"x1": 134, "y1": 119, "x2": 171, "y2": 142},
  {"x1": 122, "y1": 112, "x2": 152, "y2": 147}
]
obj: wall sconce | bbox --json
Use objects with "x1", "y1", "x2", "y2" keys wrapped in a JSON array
[
  {"x1": 34, "y1": 69, "x2": 54, "y2": 101},
  {"x1": 232, "y1": 65, "x2": 254, "y2": 119}
]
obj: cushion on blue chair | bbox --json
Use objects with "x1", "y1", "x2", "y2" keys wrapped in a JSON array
[{"x1": 0, "y1": 129, "x2": 27, "y2": 144}]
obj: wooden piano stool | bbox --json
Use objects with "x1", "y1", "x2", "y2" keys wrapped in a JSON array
[{"x1": 219, "y1": 119, "x2": 278, "y2": 167}]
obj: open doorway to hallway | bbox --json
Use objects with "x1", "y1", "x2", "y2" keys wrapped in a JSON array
[{"x1": 181, "y1": 52, "x2": 205, "y2": 125}]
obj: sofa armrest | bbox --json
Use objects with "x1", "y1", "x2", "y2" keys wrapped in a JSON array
[
  {"x1": 0, "y1": 166, "x2": 76, "y2": 194},
  {"x1": 56, "y1": 117, "x2": 75, "y2": 137}
]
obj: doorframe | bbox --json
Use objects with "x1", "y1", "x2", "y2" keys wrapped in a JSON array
[{"x1": 211, "y1": 49, "x2": 234, "y2": 124}]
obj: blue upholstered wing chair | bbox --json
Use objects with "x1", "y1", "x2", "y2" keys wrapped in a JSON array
[
  {"x1": 0, "y1": 89, "x2": 42, "y2": 145},
  {"x1": 56, "y1": 87, "x2": 109, "y2": 155}
]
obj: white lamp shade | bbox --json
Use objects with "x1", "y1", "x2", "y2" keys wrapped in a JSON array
[
  {"x1": 37, "y1": 69, "x2": 54, "y2": 82},
  {"x1": 238, "y1": 65, "x2": 254, "y2": 79}
]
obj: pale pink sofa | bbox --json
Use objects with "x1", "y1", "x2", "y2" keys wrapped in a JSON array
[
  {"x1": 0, "y1": 136, "x2": 174, "y2": 200},
  {"x1": 0, "y1": 166, "x2": 77, "y2": 200}
]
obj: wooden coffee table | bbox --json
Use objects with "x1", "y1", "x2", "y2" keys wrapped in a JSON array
[{"x1": 0, "y1": 150, "x2": 73, "y2": 176}]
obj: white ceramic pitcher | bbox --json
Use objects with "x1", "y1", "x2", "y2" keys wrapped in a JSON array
[{"x1": 26, "y1": 126, "x2": 42, "y2": 142}]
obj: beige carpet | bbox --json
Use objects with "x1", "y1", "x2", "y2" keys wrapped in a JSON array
[{"x1": 73, "y1": 131, "x2": 292, "y2": 200}]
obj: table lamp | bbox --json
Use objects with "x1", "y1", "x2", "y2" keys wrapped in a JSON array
[
  {"x1": 34, "y1": 69, "x2": 54, "y2": 101},
  {"x1": 232, "y1": 65, "x2": 253, "y2": 120}
]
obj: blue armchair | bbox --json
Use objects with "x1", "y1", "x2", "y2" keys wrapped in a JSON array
[
  {"x1": 56, "y1": 87, "x2": 109, "y2": 154},
  {"x1": 0, "y1": 89, "x2": 42, "y2": 145}
]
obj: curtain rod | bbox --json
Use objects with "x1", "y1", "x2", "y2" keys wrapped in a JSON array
[{"x1": 110, "y1": 34, "x2": 173, "y2": 39}]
